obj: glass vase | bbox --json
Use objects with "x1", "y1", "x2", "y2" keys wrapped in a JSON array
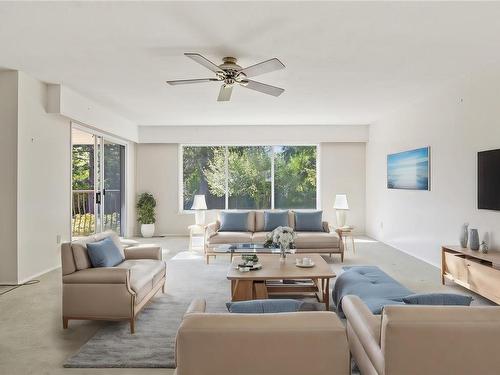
[{"x1": 280, "y1": 244, "x2": 287, "y2": 264}]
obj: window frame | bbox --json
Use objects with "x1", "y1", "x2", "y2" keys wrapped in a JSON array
[{"x1": 179, "y1": 144, "x2": 320, "y2": 212}]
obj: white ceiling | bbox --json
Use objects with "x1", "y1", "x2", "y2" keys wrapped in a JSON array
[{"x1": 2, "y1": 1, "x2": 500, "y2": 126}]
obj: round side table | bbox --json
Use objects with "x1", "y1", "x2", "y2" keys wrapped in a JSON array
[
  {"x1": 336, "y1": 226, "x2": 356, "y2": 254},
  {"x1": 188, "y1": 224, "x2": 205, "y2": 251}
]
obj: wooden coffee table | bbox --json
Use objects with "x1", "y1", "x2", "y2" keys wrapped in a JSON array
[{"x1": 227, "y1": 254, "x2": 336, "y2": 310}]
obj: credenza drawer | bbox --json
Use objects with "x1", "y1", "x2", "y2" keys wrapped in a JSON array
[
  {"x1": 467, "y1": 260, "x2": 500, "y2": 303},
  {"x1": 444, "y1": 252, "x2": 467, "y2": 283}
]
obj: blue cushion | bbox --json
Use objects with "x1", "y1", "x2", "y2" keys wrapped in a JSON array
[
  {"x1": 264, "y1": 211, "x2": 289, "y2": 231},
  {"x1": 403, "y1": 293, "x2": 472, "y2": 306},
  {"x1": 219, "y1": 211, "x2": 249, "y2": 231},
  {"x1": 294, "y1": 211, "x2": 324, "y2": 231},
  {"x1": 364, "y1": 298, "x2": 406, "y2": 314},
  {"x1": 226, "y1": 299, "x2": 303, "y2": 313},
  {"x1": 332, "y1": 266, "x2": 413, "y2": 317},
  {"x1": 86, "y1": 237, "x2": 124, "y2": 268}
]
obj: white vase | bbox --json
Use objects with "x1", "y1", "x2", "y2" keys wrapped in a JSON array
[{"x1": 141, "y1": 224, "x2": 155, "y2": 238}]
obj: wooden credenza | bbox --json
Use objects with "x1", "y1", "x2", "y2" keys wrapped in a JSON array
[{"x1": 442, "y1": 246, "x2": 500, "y2": 305}]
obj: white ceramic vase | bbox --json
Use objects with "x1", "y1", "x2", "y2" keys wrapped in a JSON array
[{"x1": 141, "y1": 224, "x2": 155, "y2": 238}]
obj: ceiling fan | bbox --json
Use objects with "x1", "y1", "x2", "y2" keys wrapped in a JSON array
[{"x1": 166, "y1": 53, "x2": 285, "y2": 102}]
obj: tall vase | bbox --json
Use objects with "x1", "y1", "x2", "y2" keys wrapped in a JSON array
[
  {"x1": 280, "y1": 244, "x2": 287, "y2": 264},
  {"x1": 459, "y1": 223, "x2": 469, "y2": 248},
  {"x1": 469, "y1": 229, "x2": 480, "y2": 251}
]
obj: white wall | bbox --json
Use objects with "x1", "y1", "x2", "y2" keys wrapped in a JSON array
[
  {"x1": 48, "y1": 85, "x2": 139, "y2": 142},
  {"x1": 16, "y1": 72, "x2": 72, "y2": 282},
  {"x1": 0, "y1": 71, "x2": 19, "y2": 284},
  {"x1": 1, "y1": 70, "x2": 139, "y2": 282},
  {"x1": 136, "y1": 142, "x2": 366, "y2": 236},
  {"x1": 0, "y1": 71, "x2": 72, "y2": 283},
  {"x1": 366, "y1": 71, "x2": 500, "y2": 267},
  {"x1": 139, "y1": 125, "x2": 368, "y2": 144}
]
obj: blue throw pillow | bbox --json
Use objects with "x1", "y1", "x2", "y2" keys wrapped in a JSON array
[
  {"x1": 226, "y1": 299, "x2": 303, "y2": 313},
  {"x1": 264, "y1": 211, "x2": 289, "y2": 231},
  {"x1": 403, "y1": 293, "x2": 472, "y2": 306},
  {"x1": 294, "y1": 211, "x2": 323, "y2": 231},
  {"x1": 86, "y1": 237, "x2": 124, "y2": 268},
  {"x1": 219, "y1": 211, "x2": 249, "y2": 231}
]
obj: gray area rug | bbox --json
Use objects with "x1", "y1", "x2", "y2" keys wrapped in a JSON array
[{"x1": 64, "y1": 253, "x2": 229, "y2": 368}]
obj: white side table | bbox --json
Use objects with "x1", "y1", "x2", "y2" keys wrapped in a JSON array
[{"x1": 188, "y1": 224, "x2": 205, "y2": 251}]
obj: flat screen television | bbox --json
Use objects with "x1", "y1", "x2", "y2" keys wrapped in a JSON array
[{"x1": 478, "y1": 148, "x2": 500, "y2": 211}]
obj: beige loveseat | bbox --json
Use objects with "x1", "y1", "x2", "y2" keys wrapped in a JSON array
[
  {"x1": 174, "y1": 299, "x2": 350, "y2": 375},
  {"x1": 205, "y1": 210, "x2": 343, "y2": 263},
  {"x1": 61, "y1": 231, "x2": 166, "y2": 333},
  {"x1": 342, "y1": 295, "x2": 500, "y2": 375}
]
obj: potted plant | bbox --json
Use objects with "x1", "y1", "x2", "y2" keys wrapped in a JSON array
[{"x1": 137, "y1": 192, "x2": 156, "y2": 238}]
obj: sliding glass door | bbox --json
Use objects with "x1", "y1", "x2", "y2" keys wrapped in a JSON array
[
  {"x1": 71, "y1": 126, "x2": 125, "y2": 238},
  {"x1": 102, "y1": 139, "x2": 125, "y2": 234}
]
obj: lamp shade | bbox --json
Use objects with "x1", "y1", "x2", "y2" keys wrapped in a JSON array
[
  {"x1": 191, "y1": 195, "x2": 207, "y2": 210},
  {"x1": 333, "y1": 194, "x2": 349, "y2": 210}
]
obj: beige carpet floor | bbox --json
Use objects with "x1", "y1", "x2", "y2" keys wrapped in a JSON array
[{"x1": 0, "y1": 236, "x2": 493, "y2": 375}]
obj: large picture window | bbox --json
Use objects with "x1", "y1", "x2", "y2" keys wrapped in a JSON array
[{"x1": 182, "y1": 145, "x2": 317, "y2": 210}]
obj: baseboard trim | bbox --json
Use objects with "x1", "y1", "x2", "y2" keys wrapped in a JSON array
[
  {"x1": 366, "y1": 233, "x2": 440, "y2": 269},
  {"x1": 18, "y1": 265, "x2": 60, "y2": 285}
]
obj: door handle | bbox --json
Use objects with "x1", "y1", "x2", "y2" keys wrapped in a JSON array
[{"x1": 96, "y1": 192, "x2": 101, "y2": 205}]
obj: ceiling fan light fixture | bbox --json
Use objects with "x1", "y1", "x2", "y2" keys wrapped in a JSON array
[{"x1": 167, "y1": 53, "x2": 285, "y2": 101}]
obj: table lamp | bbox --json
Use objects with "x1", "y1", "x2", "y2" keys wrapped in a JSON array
[
  {"x1": 191, "y1": 195, "x2": 207, "y2": 225},
  {"x1": 334, "y1": 194, "x2": 349, "y2": 227}
]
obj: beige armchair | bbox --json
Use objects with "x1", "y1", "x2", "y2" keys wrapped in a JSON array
[
  {"x1": 174, "y1": 299, "x2": 350, "y2": 375},
  {"x1": 342, "y1": 295, "x2": 500, "y2": 375},
  {"x1": 61, "y1": 231, "x2": 166, "y2": 333}
]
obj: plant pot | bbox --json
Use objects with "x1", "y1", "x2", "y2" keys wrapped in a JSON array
[{"x1": 141, "y1": 224, "x2": 155, "y2": 238}]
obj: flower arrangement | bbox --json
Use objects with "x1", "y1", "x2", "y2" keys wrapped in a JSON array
[{"x1": 265, "y1": 226, "x2": 297, "y2": 250}]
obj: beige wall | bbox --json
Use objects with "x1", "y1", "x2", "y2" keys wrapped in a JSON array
[
  {"x1": 366, "y1": 70, "x2": 500, "y2": 267},
  {"x1": 136, "y1": 144, "x2": 194, "y2": 235},
  {"x1": 0, "y1": 71, "x2": 19, "y2": 284},
  {"x1": 321, "y1": 142, "x2": 366, "y2": 233},
  {"x1": 136, "y1": 142, "x2": 366, "y2": 236}
]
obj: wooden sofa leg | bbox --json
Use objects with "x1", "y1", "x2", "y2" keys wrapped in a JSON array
[
  {"x1": 63, "y1": 317, "x2": 69, "y2": 329},
  {"x1": 162, "y1": 281, "x2": 166, "y2": 293},
  {"x1": 341, "y1": 252, "x2": 344, "y2": 262},
  {"x1": 130, "y1": 318, "x2": 135, "y2": 334}
]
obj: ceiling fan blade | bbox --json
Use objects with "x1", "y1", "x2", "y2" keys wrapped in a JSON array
[
  {"x1": 185, "y1": 53, "x2": 223, "y2": 73},
  {"x1": 166, "y1": 78, "x2": 219, "y2": 85},
  {"x1": 217, "y1": 84, "x2": 233, "y2": 102},
  {"x1": 240, "y1": 80, "x2": 284, "y2": 97},
  {"x1": 238, "y1": 58, "x2": 285, "y2": 78}
]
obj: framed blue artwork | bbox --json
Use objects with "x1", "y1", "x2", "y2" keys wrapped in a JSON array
[{"x1": 387, "y1": 147, "x2": 430, "y2": 190}]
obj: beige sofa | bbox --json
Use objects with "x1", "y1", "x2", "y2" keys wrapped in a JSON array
[
  {"x1": 61, "y1": 230, "x2": 166, "y2": 333},
  {"x1": 205, "y1": 210, "x2": 344, "y2": 263},
  {"x1": 342, "y1": 295, "x2": 500, "y2": 375},
  {"x1": 174, "y1": 299, "x2": 350, "y2": 375}
]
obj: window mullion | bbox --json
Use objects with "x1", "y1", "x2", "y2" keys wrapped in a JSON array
[
  {"x1": 271, "y1": 147, "x2": 275, "y2": 209},
  {"x1": 224, "y1": 146, "x2": 229, "y2": 210}
]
